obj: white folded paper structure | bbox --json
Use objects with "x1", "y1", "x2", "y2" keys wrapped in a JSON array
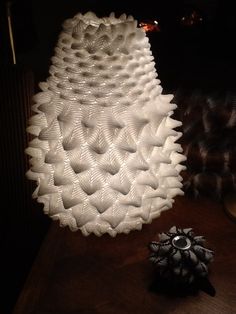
[{"x1": 26, "y1": 12, "x2": 186, "y2": 236}]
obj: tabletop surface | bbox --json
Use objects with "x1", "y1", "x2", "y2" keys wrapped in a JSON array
[{"x1": 14, "y1": 196, "x2": 236, "y2": 314}]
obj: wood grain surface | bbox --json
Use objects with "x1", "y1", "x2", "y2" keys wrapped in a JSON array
[{"x1": 13, "y1": 196, "x2": 236, "y2": 314}]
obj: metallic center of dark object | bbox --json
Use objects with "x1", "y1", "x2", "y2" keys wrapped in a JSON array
[{"x1": 172, "y1": 235, "x2": 191, "y2": 250}]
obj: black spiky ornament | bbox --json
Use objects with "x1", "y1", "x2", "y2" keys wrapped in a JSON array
[{"x1": 149, "y1": 226, "x2": 214, "y2": 284}]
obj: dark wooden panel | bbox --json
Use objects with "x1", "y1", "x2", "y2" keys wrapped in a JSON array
[
  {"x1": 14, "y1": 196, "x2": 236, "y2": 314},
  {"x1": 0, "y1": 65, "x2": 50, "y2": 314},
  {"x1": 0, "y1": 66, "x2": 34, "y2": 230}
]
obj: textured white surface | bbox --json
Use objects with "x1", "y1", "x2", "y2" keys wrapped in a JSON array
[{"x1": 26, "y1": 12, "x2": 186, "y2": 236}]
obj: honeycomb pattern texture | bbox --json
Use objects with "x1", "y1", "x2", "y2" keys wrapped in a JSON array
[{"x1": 26, "y1": 12, "x2": 186, "y2": 236}]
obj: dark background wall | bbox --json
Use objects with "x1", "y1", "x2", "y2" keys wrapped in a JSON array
[
  {"x1": 2, "y1": 0, "x2": 236, "y2": 88},
  {"x1": 0, "y1": 1, "x2": 235, "y2": 313}
]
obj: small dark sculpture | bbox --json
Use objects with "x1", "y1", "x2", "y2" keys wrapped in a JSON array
[{"x1": 149, "y1": 226, "x2": 214, "y2": 285}]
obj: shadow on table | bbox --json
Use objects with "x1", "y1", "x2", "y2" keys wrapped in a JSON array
[{"x1": 148, "y1": 273, "x2": 216, "y2": 297}]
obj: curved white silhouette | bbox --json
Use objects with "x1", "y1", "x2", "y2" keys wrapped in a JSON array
[{"x1": 26, "y1": 12, "x2": 186, "y2": 236}]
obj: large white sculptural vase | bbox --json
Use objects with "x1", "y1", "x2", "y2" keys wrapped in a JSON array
[{"x1": 26, "y1": 12, "x2": 186, "y2": 236}]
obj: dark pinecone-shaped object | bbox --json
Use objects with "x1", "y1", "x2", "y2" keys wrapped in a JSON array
[{"x1": 149, "y1": 226, "x2": 214, "y2": 284}]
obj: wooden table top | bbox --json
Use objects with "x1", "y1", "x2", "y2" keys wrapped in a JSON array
[{"x1": 14, "y1": 196, "x2": 236, "y2": 314}]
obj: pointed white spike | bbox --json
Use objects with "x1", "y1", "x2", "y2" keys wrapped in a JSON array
[
  {"x1": 38, "y1": 184, "x2": 58, "y2": 196},
  {"x1": 110, "y1": 172, "x2": 131, "y2": 195},
  {"x1": 127, "y1": 15, "x2": 134, "y2": 21},
  {"x1": 158, "y1": 163, "x2": 179, "y2": 177},
  {"x1": 38, "y1": 82, "x2": 49, "y2": 91},
  {"x1": 175, "y1": 164, "x2": 187, "y2": 172},
  {"x1": 33, "y1": 91, "x2": 53, "y2": 104},
  {"x1": 25, "y1": 147, "x2": 43, "y2": 158},
  {"x1": 72, "y1": 203, "x2": 98, "y2": 228},
  {"x1": 84, "y1": 11, "x2": 98, "y2": 19},
  {"x1": 38, "y1": 120, "x2": 60, "y2": 141},
  {"x1": 168, "y1": 188, "x2": 184, "y2": 198},
  {"x1": 101, "y1": 204, "x2": 126, "y2": 228},
  {"x1": 167, "y1": 177, "x2": 183, "y2": 189},
  {"x1": 137, "y1": 171, "x2": 158, "y2": 189},
  {"x1": 166, "y1": 116, "x2": 182, "y2": 129},
  {"x1": 144, "y1": 188, "x2": 167, "y2": 200},
  {"x1": 119, "y1": 13, "x2": 127, "y2": 21},
  {"x1": 159, "y1": 94, "x2": 174, "y2": 103},
  {"x1": 29, "y1": 114, "x2": 47, "y2": 128},
  {"x1": 26, "y1": 125, "x2": 41, "y2": 136},
  {"x1": 170, "y1": 152, "x2": 187, "y2": 165},
  {"x1": 96, "y1": 23, "x2": 107, "y2": 36}
]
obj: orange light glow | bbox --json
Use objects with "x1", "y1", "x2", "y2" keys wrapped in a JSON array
[{"x1": 139, "y1": 20, "x2": 160, "y2": 33}]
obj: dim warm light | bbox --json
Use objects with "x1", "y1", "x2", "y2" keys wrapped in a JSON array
[{"x1": 139, "y1": 20, "x2": 160, "y2": 32}]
